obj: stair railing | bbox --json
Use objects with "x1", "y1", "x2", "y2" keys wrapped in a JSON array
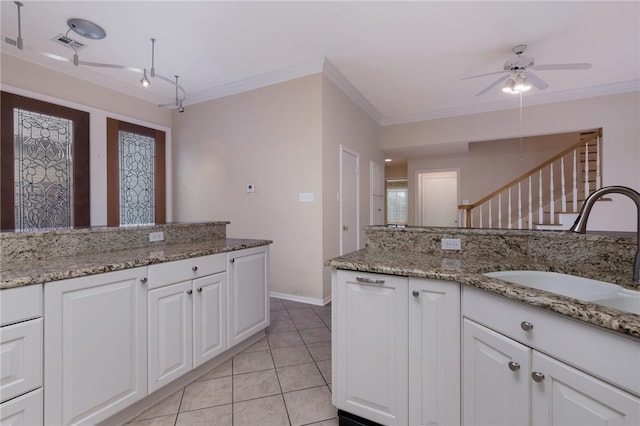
[{"x1": 459, "y1": 129, "x2": 602, "y2": 229}]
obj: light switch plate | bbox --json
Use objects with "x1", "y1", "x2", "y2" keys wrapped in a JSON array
[{"x1": 299, "y1": 192, "x2": 314, "y2": 202}]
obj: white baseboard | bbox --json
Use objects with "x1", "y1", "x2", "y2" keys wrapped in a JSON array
[{"x1": 270, "y1": 291, "x2": 331, "y2": 306}]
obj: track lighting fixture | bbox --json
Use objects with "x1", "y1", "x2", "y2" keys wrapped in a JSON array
[
  {"x1": 140, "y1": 68, "x2": 150, "y2": 87},
  {"x1": 4, "y1": 1, "x2": 186, "y2": 110}
]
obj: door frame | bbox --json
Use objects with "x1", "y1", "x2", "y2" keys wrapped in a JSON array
[
  {"x1": 339, "y1": 145, "x2": 360, "y2": 254},
  {"x1": 415, "y1": 168, "x2": 460, "y2": 227}
]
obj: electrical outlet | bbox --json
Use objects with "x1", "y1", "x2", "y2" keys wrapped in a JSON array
[
  {"x1": 441, "y1": 238, "x2": 461, "y2": 250},
  {"x1": 149, "y1": 231, "x2": 164, "y2": 242}
]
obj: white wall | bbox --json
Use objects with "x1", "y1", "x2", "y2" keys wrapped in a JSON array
[
  {"x1": 382, "y1": 92, "x2": 640, "y2": 231},
  {"x1": 1, "y1": 54, "x2": 173, "y2": 225},
  {"x1": 172, "y1": 74, "x2": 326, "y2": 301},
  {"x1": 321, "y1": 75, "x2": 383, "y2": 300}
]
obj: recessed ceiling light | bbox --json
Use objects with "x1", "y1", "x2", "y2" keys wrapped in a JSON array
[{"x1": 385, "y1": 158, "x2": 392, "y2": 162}]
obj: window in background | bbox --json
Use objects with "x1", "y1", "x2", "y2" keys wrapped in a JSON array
[
  {"x1": 107, "y1": 118, "x2": 165, "y2": 226},
  {"x1": 386, "y1": 179, "x2": 408, "y2": 225},
  {"x1": 1, "y1": 91, "x2": 90, "y2": 230}
]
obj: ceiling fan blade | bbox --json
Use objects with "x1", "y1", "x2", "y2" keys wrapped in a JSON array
[
  {"x1": 523, "y1": 71, "x2": 549, "y2": 90},
  {"x1": 461, "y1": 70, "x2": 507, "y2": 80},
  {"x1": 475, "y1": 74, "x2": 510, "y2": 96},
  {"x1": 533, "y1": 63, "x2": 592, "y2": 71}
]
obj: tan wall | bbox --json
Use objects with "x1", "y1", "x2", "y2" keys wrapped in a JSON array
[
  {"x1": 1, "y1": 54, "x2": 172, "y2": 225},
  {"x1": 385, "y1": 163, "x2": 408, "y2": 179},
  {"x1": 410, "y1": 133, "x2": 578, "y2": 208},
  {"x1": 383, "y1": 92, "x2": 640, "y2": 231},
  {"x1": 172, "y1": 74, "x2": 325, "y2": 301},
  {"x1": 321, "y1": 75, "x2": 383, "y2": 300}
]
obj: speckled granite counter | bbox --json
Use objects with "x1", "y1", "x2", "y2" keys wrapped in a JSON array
[
  {"x1": 0, "y1": 222, "x2": 271, "y2": 289},
  {"x1": 327, "y1": 226, "x2": 640, "y2": 339},
  {"x1": 1, "y1": 238, "x2": 271, "y2": 289}
]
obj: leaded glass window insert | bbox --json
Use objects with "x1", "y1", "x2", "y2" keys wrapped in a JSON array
[
  {"x1": 119, "y1": 130, "x2": 155, "y2": 225},
  {"x1": 13, "y1": 108, "x2": 74, "y2": 230}
]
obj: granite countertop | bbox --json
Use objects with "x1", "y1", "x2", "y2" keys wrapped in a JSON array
[
  {"x1": 327, "y1": 248, "x2": 640, "y2": 339},
  {"x1": 0, "y1": 238, "x2": 272, "y2": 289}
]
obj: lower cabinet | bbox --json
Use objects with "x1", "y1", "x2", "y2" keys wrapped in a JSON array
[
  {"x1": 332, "y1": 270, "x2": 460, "y2": 426},
  {"x1": 44, "y1": 267, "x2": 148, "y2": 426},
  {"x1": 227, "y1": 246, "x2": 269, "y2": 347},
  {"x1": 1, "y1": 284, "x2": 43, "y2": 426},
  {"x1": 0, "y1": 388, "x2": 43, "y2": 426},
  {"x1": 462, "y1": 287, "x2": 640, "y2": 426},
  {"x1": 147, "y1": 269, "x2": 227, "y2": 393}
]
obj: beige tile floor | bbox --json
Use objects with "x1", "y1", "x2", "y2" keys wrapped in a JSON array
[{"x1": 127, "y1": 298, "x2": 336, "y2": 426}]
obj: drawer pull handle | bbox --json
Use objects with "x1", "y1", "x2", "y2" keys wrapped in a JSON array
[
  {"x1": 508, "y1": 361, "x2": 520, "y2": 371},
  {"x1": 192, "y1": 266, "x2": 198, "y2": 272},
  {"x1": 355, "y1": 277, "x2": 385, "y2": 285},
  {"x1": 412, "y1": 290, "x2": 420, "y2": 297},
  {"x1": 187, "y1": 290, "x2": 193, "y2": 295},
  {"x1": 520, "y1": 321, "x2": 534, "y2": 331},
  {"x1": 197, "y1": 287, "x2": 203, "y2": 293},
  {"x1": 140, "y1": 277, "x2": 148, "y2": 284},
  {"x1": 531, "y1": 372, "x2": 545, "y2": 382}
]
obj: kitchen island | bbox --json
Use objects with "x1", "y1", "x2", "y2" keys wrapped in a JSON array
[{"x1": 327, "y1": 226, "x2": 640, "y2": 426}]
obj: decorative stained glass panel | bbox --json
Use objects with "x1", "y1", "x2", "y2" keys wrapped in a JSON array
[
  {"x1": 119, "y1": 131, "x2": 155, "y2": 225},
  {"x1": 14, "y1": 108, "x2": 74, "y2": 230}
]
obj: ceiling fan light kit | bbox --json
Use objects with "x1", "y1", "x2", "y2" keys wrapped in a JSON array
[
  {"x1": 4, "y1": 1, "x2": 186, "y2": 111},
  {"x1": 465, "y1": 44, "x2": 592, "y2": 96}
]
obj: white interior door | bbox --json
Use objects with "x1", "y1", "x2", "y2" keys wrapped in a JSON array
[
  {"x1": 370, "y1": 161, "x2": 385, "y2": 225},
  {"x1": 418, "y1": 170, "x2": 459, "y2": 227},
  {"x1": 340, "y1": 146, "x2": 359, "y2": 254}
]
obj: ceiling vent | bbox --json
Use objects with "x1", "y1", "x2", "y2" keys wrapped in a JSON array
[{"x1": 52, "y1": 34, "x2": 86, "y2": 50}]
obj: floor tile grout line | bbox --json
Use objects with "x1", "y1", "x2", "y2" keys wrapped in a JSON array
[{"x1": 266, "y1": 327, "x2": 292, "y2": 426}]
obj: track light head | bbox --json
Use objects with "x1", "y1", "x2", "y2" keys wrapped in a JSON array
[{"x1": 140, "y1": 68, "x2": 150, "y2": 87}]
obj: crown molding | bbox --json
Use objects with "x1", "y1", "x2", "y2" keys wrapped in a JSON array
[
  {"x1": 185, "y1": 59, "x2": 325, "y2": 105},
  {"x1": 322, "y1": 58, "x2": 383, "y2": 124},
  {"x1": 381, "y1": 80, "x2": 640, "y2": 126}
]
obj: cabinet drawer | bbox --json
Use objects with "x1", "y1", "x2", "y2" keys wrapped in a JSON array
[
  {"x1": 0, "y1": 387, "x2": 43, "y2": 426},
  {"x1": 462, "y1": 286, "x2": 640, "y2": 396},
  {"x1": 148, "y1": 253, "x2": 226, "y2": 289},
  {"x1": 0, "y1": 318, "x2": 43, "y2": 403},
  {"x1": 1, "y1": 285, "x2": 42, "y2": 326}
]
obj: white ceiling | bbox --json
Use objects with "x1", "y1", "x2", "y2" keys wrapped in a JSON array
[{"x1": 1, "y1": 1, "x2": 639, "y2": 126}]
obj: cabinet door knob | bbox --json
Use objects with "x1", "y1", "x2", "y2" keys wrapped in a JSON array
[
  {"x1": 508, "y1": 361, "x2": 520, "y2": 371},
  {"x1": 412, "y1": 290, "x2": 420, "y2": 297},
  {"x1": 192, "y1": 266, "x2": 198, "y2": 272},
  {"x1": 140, "y1": 277, "x2": 148, "y2": 284},
  {"x1": 531, "y1": 372, "x2": 545, "y2": 382},
  {"x1": 230, "y1": 258, "x2": 235, "y2": 264},
  {"x1": 197, "y1": 287, "x2": 203, "y2": 293},
  {"x1": 187, "y1": 289, "x2": 193, "y2": 295},
  {"x1": 520, "y1": 321, "x2": 534, "y2": 331}
]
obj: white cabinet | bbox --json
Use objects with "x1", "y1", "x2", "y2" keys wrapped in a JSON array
[
  {"x1": 193, "y1": 273, "x2": 227, "y2": 367},
  {"x1": 1, "y1": 284, "x2": 43, "y2": 426},
  {"x1": 44, "y1": 267, "x2": 148, "y2": 426},
  {"x1": 463, "y1": 286, "x2": 640, "y2": 426},
  {"x1": 408, "y1": 279, "x2": 460, "y2": 426},
  {"x1": 1, "y1": 388, "x2": 43, "y2": 426},
  {"x1": 463, "y1": 318, "x2": 530, "y2": 426},
  {"x1": 333, "y1": 270, "x2": 408, "y2": 425},
  {"x1": 147, "y1": 254, "x2": 227, "y2": 393},
  {"x1": 332, "y1": 270, "x2": 460, "y2": 426},
  {"x1": 227, "y1": 246, "x2": 269, "y2": 348},
  {"x1": 148, "y1": 281, "x2": 193, "y2": 393}
]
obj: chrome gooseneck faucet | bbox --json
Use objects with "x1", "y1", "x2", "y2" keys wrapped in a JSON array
[{"x1": 569, "y1": 185, "x2": 640, "y2": 282}]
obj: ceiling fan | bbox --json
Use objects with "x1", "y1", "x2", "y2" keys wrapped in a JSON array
[{"x1": 463, "y1": 44, "x2": 592, "y2": 96}]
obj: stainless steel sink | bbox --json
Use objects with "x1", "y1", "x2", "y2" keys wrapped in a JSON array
[{"x1": 483, "y1": 270, "x2": 640, "y2": 315}]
